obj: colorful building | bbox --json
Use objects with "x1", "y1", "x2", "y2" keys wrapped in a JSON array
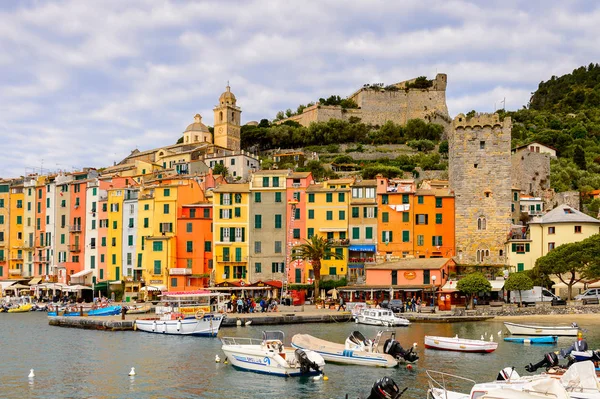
[
  {"x1": 8, "y1": 180, "x2": 24, "y2": 277},
  {"x1": 412, "y1": 186, "x2": 455, "y2": 259},
  {"x1": 286, "y1": 172, "x2": 314, "y2": 284},
  {"x1": 348, "y1": 179, "x2": 378, "y2": 283}
]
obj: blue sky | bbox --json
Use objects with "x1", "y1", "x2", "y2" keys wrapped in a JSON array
[{"x1": 1, "y1": 0, "x2": 599, "y2": 178}]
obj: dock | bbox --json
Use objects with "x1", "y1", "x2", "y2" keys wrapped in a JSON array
[{"x1": 404, "y1": 314, "x2": 494, "y2": 323}]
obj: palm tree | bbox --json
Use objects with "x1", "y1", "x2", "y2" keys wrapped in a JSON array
[{"x1": 292, "y1": 235, "x2": 343, "y2": 301}]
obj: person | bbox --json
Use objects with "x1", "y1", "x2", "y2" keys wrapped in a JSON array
[
  {"x1": 237, "y1": 297, "x2": 244, "y2": 314},
  {"x1": 473, "y1": 296, "x2": 478, "y2": 308},
  {"x1": 411, "y1": 296, "x2": 416, "y2": 312},
  {"x1": 269, "y1": 299, "x2": 278, "y2": 312},
  {"x1": 416, "y1": 297, "x2": 421, "y2": 312},
  {"x1": 560, "y1": 331, "x2": 588, "y2": 358},
  {"x1": 338, "y1": 296, "x2": 346, "y2": 311},
  {"x1": 259, "y1": 298, "x2": 266, "y2": 312}
]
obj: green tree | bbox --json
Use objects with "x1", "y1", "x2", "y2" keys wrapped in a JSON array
[
  {"x1": 176, "y1": 136, "x2": 184, "y2": 144},
  {"x1": 573, "y1": 145, "x2": 587, "y2": 170},
  {"x1": 285, "y1": 108, "x2": 293, "y2": 118},
  {"x1": 504, "y1": 272, "x2": 534, "y2": 307},
  {"x1": 292, "y1": 235, "x2": 343, "y2": 302},
  {"x1": 456, "y1": 273, "x2": 492, "y2": 309},
  {"x1": 407, "y1": 139, "x2": 435, "y2": 152},
  {"x1": 438, "y1": 140, "x2": 449, "y2": 155},
  {"x1": 212, "y1": 163, "x2": 228, "y2": 177}
]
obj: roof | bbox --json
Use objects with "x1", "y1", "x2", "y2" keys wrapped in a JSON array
[
  {"x1": 529, "y1": 204, "x2": 600, "y2": 225},
  {"x1": 251, "y1": 169, "x2": 291, "y2": 176},
  {"x1": 415, "y1": 188, "x2": 454, "y2": 197},
  {"x1": 306, "y1": 183, "x2": 349, "y2": 193},
  {"x1": 366, "y1": 258, "x2": 454, "y2": 270},
  {"x1": 289, "y1": 172, "x2": 312, "y2": 178},
  {"x1": 213, "y1": 183, "x2": 249, "y2": 193},
  {"x1": 184, "y1": 114, "x2": 209, "y2": 133},
  {"x1": 512, "y1": 141, "x2": 557, "y2": 152},
  {"x1": 218, "y1": 85, "x2": 236, "y2": 105},
  {"x1": 352, "y1": 179, "x2": 377, "y2": 187}
]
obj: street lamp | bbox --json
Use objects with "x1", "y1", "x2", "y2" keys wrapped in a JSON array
[{"x1": 431, "y1": 275, "x2": 437, "y2": 307}]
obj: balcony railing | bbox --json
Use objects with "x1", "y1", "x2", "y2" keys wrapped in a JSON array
[
  {"x1": 349, "y1": 257, "x2": 376, "y2": 264},
  {"x1": 327, "y1": 239, "x2": 350, "y2": 247},
  {"x1": 69, "y1": 225, "x2": 82, "y2": 232},
  {"x1": 35, "y1": 257, "x2": 50, "y2": 263},
  {"x1": 0, "y1": 257, "x2": 6, "y2": 262},
  {"x1": 216, "y1": 256, "x2": 248, "y2": 263},
  {"x1": 69, "y1": 245, "x2": 81, "y2": 253},
  {"x1": 8, "y1": 269, "x2": 22, "y2": 276},
  {"x1": 10, "y1": 255, "x2": 23, "y2": 260},
  {"x1": 169, "y1": 268, "x2": 192, "y2": 276}
]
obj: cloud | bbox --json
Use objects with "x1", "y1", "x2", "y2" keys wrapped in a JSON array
[{"x1": 1, "y1": 0, "x2": 600, "y2": 177}]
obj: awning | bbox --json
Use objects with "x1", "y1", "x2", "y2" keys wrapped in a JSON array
[
  {"x1": 28, "y1": 277, "x2": 42, "y2": 285},
  {"x1": 140, "y1": 285, "x2": 167, "y2": 292},
  {"x1": 441, "y1": 281, "x2": 458, "y2": 292},
  {"x1": 0, "y1": 281, "x2": 16, "y2": 290},
  {"x1": 318, "y1": 227, "x2": 347, "y2": 232},
  {"x1": 588, "y1": 281, "x2": 600, "y2": 288},
  {"x1": 349, "y1": 245, "x2": 376, "y2": 252},
  {"x1": 348, "y1": 264, "x2": 364, "y2": 269},
  {"x1": 71, "y1": 270, "x2": 93, "y2": 278},
  {"x1": 490, "y1": 280, "x2": 505, "y2": 292},
  {"x1": 63, "y1": 285, "x2": 93, "y2": 292},
  {"x1": 109, "y1": 280, "x2": 123, "y2": 285}
]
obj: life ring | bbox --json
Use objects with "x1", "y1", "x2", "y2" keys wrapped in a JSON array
[
  {"x1": 195, "y1": 310, "x2": 205, "y2": 320},
  {"x1": 240, "y1": 281, "x2": 245, "y2": 286}
]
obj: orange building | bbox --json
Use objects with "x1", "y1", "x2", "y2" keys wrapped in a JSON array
[
  {"x1": 67, "y1": 177, "x2": 87, "y2": 278},
  {"x1": 285, "y1": 172, "x2": 314, "y2": 284},
  {"x1": 376, "y1": 177, "x2": 416, "y2": 261},
  {"x1": 174, "y1": 203, "x2": 213, "y2": 290},
  {"x1": 412, "y1": 187, "x2": 455, "y2": 259}
]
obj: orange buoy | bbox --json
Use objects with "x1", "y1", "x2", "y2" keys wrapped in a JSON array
[{"x1": 406, "y1": 364, "x2": 413, "y2": 370}]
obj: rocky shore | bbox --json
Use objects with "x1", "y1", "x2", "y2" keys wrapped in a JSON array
[{"x1": 471, "y1": 303, "x2": 600, "y2": 317}]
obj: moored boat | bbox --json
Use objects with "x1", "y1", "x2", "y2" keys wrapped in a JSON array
[
  {"x1": 291, "y1": 330, "x2": 418, "y2": 368},
  {"x1": 7, "y1": 303, "x2": 33, "y2": 313},
  {"x1": 353, "y1": 308, "x2": 410, "y2": 327},
  {"x1": 503, "y1": 336, "x2": 558, "y2": 345},
  {"x1": 87, "y1": 305, "x2": 122, "y2": 316},
  {"x1": 221, "y1": 330, "x2": 325, "y2": 377},
  {"x1": 424, "y1": 335, "x2": 498, "y2": 353},
  {"x1": 504, "y1": 322, "x2": 579, "y2": 336}
]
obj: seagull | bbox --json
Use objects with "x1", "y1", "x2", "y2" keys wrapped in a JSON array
[
  {"x1": 481, "y1": 335, "x2": 485, "y2": 340},
  {"x1": 490, "y1": 335, "x2": 494, "y2": 342},
  {"x1": 498, "y1": 330, "x2": 502, "y2": 336},
  {"x1": 245, "y1": 321, "x2": 252, "y2": 326},
  {"x1": 28, "y1": 369, "x2": 35, "y2": 379},
  {"x1": 215, "y1": 355, "x2": 221, "y2": 363},
  {"x1": 128, "y1": 367, "x2": 136, "y2": 376}
]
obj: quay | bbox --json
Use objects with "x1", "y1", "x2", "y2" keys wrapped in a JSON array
[{"x1": 47, "y1": 306, "x2": 494, "y2": 331}]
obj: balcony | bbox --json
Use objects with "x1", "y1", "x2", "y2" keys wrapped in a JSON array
[
  {"x1": 292, "y1": 183, "x2": 301, "y2": 188},
  {"x1": 216, "y1": 256, "x2": 248, "y2": 263},
  {"x1": 0, "y1": 256, "x2": 6, "y2": 262},
  {"x1": 69, "y1": 245, "x2": 81, "y2": 253},
  {"x1": 69, "y1": 225, "x2": 82, "y2": 232},
  {"x1": 327, "y1": 239, "x2": 350, "y2": 247},
  {"x1": 35, "y1": 256, "x2": 50, "y2": 263},
  {"x1": 169, "y1": 268, "x2": 192, "y2": 276},
  {"x1": 8, "y1": 269, "x2": 22, "y2": 276},
  {"x1": 10, "y1": 255, "x2": 23, "y2": 261},
  {"x1": 348, "y1": 257, "x2": 376, "y2": 264}
]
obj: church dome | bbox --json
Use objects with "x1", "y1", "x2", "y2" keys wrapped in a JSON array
[
  {"x1": 184, "y1": 114, "x2": 210, "y2": 132},
  {"x1": 219, "y1": 85, "x2": 237, "y2": 105}
]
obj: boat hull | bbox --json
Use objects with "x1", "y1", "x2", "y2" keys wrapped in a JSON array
[
  {"x1": 504, "y1": 322, "x2": 579, "y2": 336},
  {"x1": 135, "y1": 314, "x2": 224, "y2": 337},
  {"x1": 291, "y1": 334, "x2": 398, "y2": 367},
  {"x1": 7, "y1": 304, "x2": 33, "y2": 313},
  {"x1": 424, "y1": 336, "x2": 498, "y2": 353},
  {"x1": 504, "y1": 336, "x2": 558, "y2": 344},
  {"x1": 221, "y1": 345, "x2": 323, "y2": 376},
  {"x1": 87, "y1": 306, "x2": 122, "y2": 316}
]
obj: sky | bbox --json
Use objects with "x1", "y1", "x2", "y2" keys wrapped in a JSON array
[{"x1": 1, "y1": 0, "x2": 599, "y2": 178}]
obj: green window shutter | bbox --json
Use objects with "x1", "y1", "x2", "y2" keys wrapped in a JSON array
[
  {"x1": 402, "y1": 194, "x2": 409, "y2": 204},
  {"x1": 365, "y1": 227, "x2": 373, "y2": 239},
  {"x1": 363, "y1": 207, "x2": 367, "y2": 218},
  {"x1": 339, "y1": 210, "x2": 345, "y2": 220},
  {"x1": 382, "y1": 212, "x2": 389, "y2": 223},
  {"x1": 163, "y1": 204, "x2": 169, "y2": 214},
  {"x1": 432, "y1": 236, "x2": 436, "y2": 246},
  {"x1": 294, "y1": 208, "x2": 300, "y2": 219},
  {"x1": 382, "y1": 231, "x2": 386, "y2": 242},
  {"x1": 128, "y1": 235, "x2": 133, "y2": 246},
  {"x1": 402, "y1": 212, "x2": 409, "y2": 222},
  {"x1": 382, "y1": 194, "x2": 388, "y2": 204},
  {"x1": 374, "y1": 207, "x2": 378, "y2": 217},
  {"x1": 418, "y1": 196, "x2": 424, "y2": 204},
  {"x1": 275, "y1": 192, "x2": 281, "y2": 202},
  {"x1": 263, "y1": 177, "x2": 269, "y2": 187},
  {"x1": 224, "y1": 266, "x2": 230, "y2": 278},
  {"x1": 326, "y1": 193, "x2": 332, "y2": 203},
  {"x1": 512, "y1": 243, "x2": 517, "y2": 252},
  {"x1": 235, "y1": 207, "x2": 241, "y2": 217},
  {"x1": 154, "y1": 260, "x2": 161, "y2": 274},
  {"x1": 352, "y1": 227, "x2": 360, "y2": 239},
  {"x1": 273, "y1": 177, "x2": 279, "y2": 187},
  {"x1": 329, "y1": 267, "x2": 336, "y2": 275},
  {"x1": 255, "y1": 263, "x2": 262, "y2": 273},
  {"x1": 254, "y1": 192, "x2": 261, "y2": 202},
  {"x1": 439, "y1": 236, "x2": 443, "y2": 246},
  {"x1": 326, "y1": 211, "x2": 332, "y2": 220},
  {"x1": 186, "y1": 222, "x2": 192, "y2": 233},
  {"x1": 436, "y1": 197, "x2": 442, "y2": 208},
  {"x1": 219, "y1": 209, "x2": 223, "y2": 219},
  {"x1": 308, "y1": 209, "x2": 314, "y2": 219},
  {"x1": 308, "y1": 193, "x2": 314, "y2": 203},
  {"x1": 101, "y1": 237, "x2": 105, "y2": 247},
  {"x1": 307, "y1": 228, "x2": 314, "y2": 239},
  {"x1": 335, "y1": 247, "x2": 343, "y2": 260},
  {"x1": 164, "y1": 188, "x2": 170, "y2": 197},
  {"x1": 417, "y1": 235, "x2": 424, "y2": 246},
  {"x1": 241, "y1": 228, "x2": 245, "y2": 242},
  {"x1": 517, "y1": 263, "x2": 524, "y2": 272},
  {"x1": 275, "y1": 214, "x2": 282, "y2": 228},
  {"x1": 220, "y1": 194, "x2": 224, "y2": 205},
  {"x1": 186, "y1": 241, "x2": 193, "y2": 252},
  {"x1": 352, "y1": 207, "x2": 359, "y2": 218},
  {"x1": 220, "y1": 228, "x2": 224, "y2": 241},
  {"x1": 436, "y1": 214, "x2": 442, "y2": 224},
  {"x1": 255, "y1": 215, "x2": 262, "y2": 228},
  {"x1": 235, "y1": 248, "x2": 242, "y2": 262},
  {"x1": 525, "y1": 243, "x2": 530, "y2": 252},
  {"x1": 223, "y1": 247, "x2": 230, "y2": 261},
  {"x1": 137, "y1": 253, "x2": 142, "y2": 268},
  {"x1": 230, "y1": 227, "x2": 235, "y2": 241},
  {"x1": 338, "y1": 193, "x2": 344, "y2": 202},
  {"x1": 402, "y1": 231, "x2": 409, "y2": 242},
  {"x1": 204, "y1": 241, "x2": 212, "y2": 252},
  {"x1": 293, "y1": 228, "x2": 300, "y2": 239},
  {"x1": 144, "y1": 218, "x2": 149, "y2": 228}
]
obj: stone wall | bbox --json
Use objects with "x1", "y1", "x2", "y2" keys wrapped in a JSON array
[
  {"x1": 552, "y1": 191, "x2": 581, "y2": 211},
  {"x1": 449, "y1": 113, "x2": 512, "y2": 265},
  {"x1": 511, "y1": 150, "x2": 551, "y2": 197}
]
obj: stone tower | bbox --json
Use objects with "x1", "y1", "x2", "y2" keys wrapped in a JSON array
[
  {"x1": 449, "y1": 113, "x2": 512, "y2": 265},
  {"x1": 213, "y1": 85, "x2": 241, "y2": 151}
]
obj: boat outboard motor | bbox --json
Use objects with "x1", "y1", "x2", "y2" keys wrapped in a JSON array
[
  {"x1": 294, "y1": 349, "x2": 320, "y2": 374},
  {"x1": 383, "y1": 338, "x2": 419, "y2": 363},
  {"x1": 525, "y1": 352, "x2": 559, "y2": 372},
  {"x1": 366, "y1": 376, "x2": 407, "y2": 399},
  {"x1": 497, "y1": 367, "x2": 520, "y2": 381}
]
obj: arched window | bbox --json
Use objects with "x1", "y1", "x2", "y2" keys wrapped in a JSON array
[
  {"x1": 219, "y1": 111, "x2": 223, "y2": 122},
  {"x1": 477, "y1": 216, "x2": 486, "y2": 230},
  {"x1": 231, "y1": 111, "x2": 235, "y2": 122}
]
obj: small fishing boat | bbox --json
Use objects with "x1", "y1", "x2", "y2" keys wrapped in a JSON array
[
  {"x1": 7, "y1": 303, "x2": 33, "y2": 313},
  {"x1": 125, "y1": 304, "x2": 152, "y2": 314},
  {"x1": 503, "y1": 336, "x2": 558, "y2": 345},
  {"x1": 353, "y1": 308, "x2": 410, "y2": 327},
  {"x1": 221, "y1": 330, "x2": 325, "y2": 377},
  {"x1": 504, "y1": 322, "x2": 579, "y2": 336},
  {"x1": 87, "y1": 305, "x2": 122, "y2": 316},
  {"x1": 424, "y1": 335, "x2": 498, "y2": 353},
  {"x1": 291, "y1": 330, "x2": 418, "y2": 368}
]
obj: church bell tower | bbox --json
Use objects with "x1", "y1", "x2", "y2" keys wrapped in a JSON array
[{"x1": 213, "y1": 85, "x2": 241, "y2": 151}]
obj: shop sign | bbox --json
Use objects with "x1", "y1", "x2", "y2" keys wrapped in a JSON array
[
  {"x1": 404, "y1": 271, "x2": 417, "y2": 280},
  {"x1": 150, "y1": 280, "x2": 163, "y2": 284}
]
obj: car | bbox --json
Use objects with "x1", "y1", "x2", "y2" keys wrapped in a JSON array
[
  {"x1": 575, "y1": 288, "x2": 600, "y2": 303},
  {"x1": 381, "y1": 299, "x2": 404, "y2": 313}
]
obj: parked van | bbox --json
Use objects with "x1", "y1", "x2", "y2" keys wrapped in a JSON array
[
  {"x1": 509, "y1": 286, "x2": 560, "y2": 306},
  {"x1": 575, "y1": 289, "x2": 600, "y2": 302}
]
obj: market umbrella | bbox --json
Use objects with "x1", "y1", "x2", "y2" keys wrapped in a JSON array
[
  {"x1": 6, "y1": 283, "x2": 30, "y2": 291},
  {"x1": 328, "y1": 288, "x2": 338, "y2": 300}
]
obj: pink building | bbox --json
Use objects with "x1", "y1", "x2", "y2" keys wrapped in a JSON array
[{"x1": 286, "y1": 172, "x2": 314, "y2": 284}]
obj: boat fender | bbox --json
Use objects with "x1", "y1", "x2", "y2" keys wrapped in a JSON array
[
  {"x1": 133, "y1": 321, "x2": 137, "y2": 331},
  {"x1": 163, "y1": 321, "x2": 166, "y2": 333},
  {"x1": 152, "y1": 320, "x2": 156, "y2": 332},
  {"x1": 177, "y1": 319, "x2": 181, "y2": 332}
]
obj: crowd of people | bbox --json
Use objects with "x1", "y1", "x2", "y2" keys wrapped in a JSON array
[{"x1": 225, "y1": 295, "x2": 280, "y2": 313}]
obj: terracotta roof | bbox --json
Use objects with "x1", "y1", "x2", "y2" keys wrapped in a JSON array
[
  {"x1": 352, "y1": 179, "x2": 377, "y2": 187},
  {"x1": 213, "y1": 183, "x2": 249, "y2": 193}
]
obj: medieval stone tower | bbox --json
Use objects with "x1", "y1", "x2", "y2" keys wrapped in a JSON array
[
  {"x1": 449, "y1": 113, "x2": 512, "y2": 265},
  {"x1": 213, "y1": 85, "x2": 241, "y2": 151}
]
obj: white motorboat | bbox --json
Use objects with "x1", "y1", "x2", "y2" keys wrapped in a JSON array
[
  {"x1": 221, "y1": 331, "x2": 325, "y2": 377},
  {"x1": 353, "y1": 308, "x2": 410, "y2": 327},
  {"x1": 424, "y1": 335, "x2": 498, "y2": 353},
  {"x1": 291, "y1": 330, "x2": 418, "y2": 368},
  {"x1": 504, "y1": 322, "x2": 580, "y2": 336},
  {"x1": 427, "y1": 361, "x2": 600, "y2": 399},
  {"x1": 134, "y1": 290, "x2": 225, "y2": 337}
]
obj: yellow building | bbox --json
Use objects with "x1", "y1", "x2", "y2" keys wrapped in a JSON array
[
  {"x1": 305, "y1": 178, "x2": 352, "y2": 280},
  {"x1": 8, "y1": 182, "x2": 24, "y2": 277},
  {"x1": 507, "y1": 204, "x2": 600, "y2": 271},
  {"x1": 106, "y1": 188, "x2": 125, "y2": 281},
  {"x1": 212, "y1": 184, "x2": 250, "y2": 285},
  {"x1": 0, "y1": 180, "x2": 11, "y2": 280}
]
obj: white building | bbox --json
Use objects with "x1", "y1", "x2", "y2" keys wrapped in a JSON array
[
  {"x1": 204, "y1": 150, "x2": 259, "y2": 181},
  {"x1": 122, "y1": 188, "x2": 138, "y2": 279}
]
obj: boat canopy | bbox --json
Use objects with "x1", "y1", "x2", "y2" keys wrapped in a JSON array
[{"x1": 263, "y1": 331, "x2": 285, "y2": 342}]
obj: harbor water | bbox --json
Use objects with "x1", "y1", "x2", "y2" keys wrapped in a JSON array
[{"x1": 2, "y1": 313, "x2": 600, "y2": 398}]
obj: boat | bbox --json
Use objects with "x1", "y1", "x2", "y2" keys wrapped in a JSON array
[
  {"x1": 134, "y1": 291, "x2": 225, "y2": 336},
  {"x1": 353, "y1": 308, "x2": 410, "y2": 327},
  {"x1": 7, "y1": 303, "x2": 33, "y2": 313},
  {"x1": 504, "y1": 322, "x2": 580, "y2": 336},
  {"x1": 424, "y1": 335, "x2": 498, "y2": 353},
  {"x1": 125, "y1": 304, "x2": 152, "y2": 314},
  {"x1": 87, "y1": 305, "x2": 122, "y2": 316},
  {"x1": 503, "y1": 336, "x2": 558, "y2": 345},
  {"x1": 427, "y1": 361, "x2": 600, "y2": 399},
  {"x1": 291, "y1": 330, "x2": 418, "y2": 368},
  {"x1": 221, "y1": 330, "x2": 325, "y2": 377}
]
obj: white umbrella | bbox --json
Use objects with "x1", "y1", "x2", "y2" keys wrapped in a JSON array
[{"x1": 328, "y1": 288, "x2": 338, "y2": 300}]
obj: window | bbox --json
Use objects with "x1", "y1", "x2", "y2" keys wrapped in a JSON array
[
  {"x1": 575, "y1": 226, "x2": 582, "y2": 233},
  {"x1": 153, "y1": 241, "x2": 163, "y2": 251},
  {"x1": 339, "y1": 210, "x2": 345, "y2": 220},
  {"x1": 273, "y1": 177, "x2": 280, "y2": 187},
  {"x1": 382, "y1": 212, "x2": 389, "y2": 223},
  {"x1": 417, "y1": 196, "x2": 424, "y2": 204},
  {"x1": 153, "y1": 260, "x2": 161, "y2": 275},
  {"x1": 417, "y1": 235, "x2": 424, "y2": 246},
  {"x1": 352, "y1": 188, "x2": 363, "y2": 198},
  {"x1": 548, "y1": 242, "x2": 555, "y2": 251},
  {"x1": 365, "y1": 187, "x2": 375, "y2": 198},
  {"x1": 221, "y1": 193, "x2": 231, "y2": 205},
  {"x1": 203, "y1": 208, "x2": 210, "y2": 218},
  {"x1": 128, "y1": 235, "x2": 134, "y2": 246},
  {"x1": 402, "y1": 194, "x2": 409, "y2": 204},
  {"x1": 254, "y1": 192, "x2": 261, "y2": 203},
  {"x1": 111, "y1": 254, "x2": 116, "y2": 265},
  {"x1": 143, "y1": 218, "x2": 149, "y2": 228},
  {"x1": 402, "y1": 212, "x2": 409, "y2": 223},
  {"x1": 338, "y1": 193, "x2": 345, "y2": 202},
  {"x1": 436, "y1": 214, "x2": 442, "y2": 224},
  {"x1": 511, "y1": 243, "x2": 530, "y2": 253},
  {"x1": 293, "y1": 229, "x2": 300, "y2": 239},
  {"x1": 480, "y1": 140, "x2": 485, "y2": 149},
  {"x1": 230, "y1": 158, "x2": 235, "y2": 166},
  {"x1": 163, "y1": 188, "x2": 170, "y2": 197},
  {"x1": 274, "y1": 241, "x2": 282, "y2": 253},
  {"x1": 234, "y1": 207, "x2": 241, "y2": 218},
  {"x1": 275, "y1": 214, "x2": 282, "y2": 228},
  {"x1": 335, "y1": 247, "x2": 343, "y2": 260},
  {"x1": 186, "y1": 222, "x2": 193, "y2": 233},
  {"x1": 254, "y1": 241, "x2": 262, "y2": 254},
  {"x1": 293, "y1": 192, "x2": 300, "y2": 201},
  {"x1": 365, "y1": 227, "x2": 373, "y2": 239},
  {"x1": 222, "y1": 247, "x2": 230, "y2": 262},
  {"x1": 416, "y1": 214, "x2": 428, "y2": 225},
  {"x1": 163, "y1": 204, "x2": 170, "y2": 214},
  {"x1": 307, "y1": 228, "x2": 314, "y2": 239},
  {"x1": 382, "y1": 231, "x2": 393, "y2": 243},
  {"x1": 548, "y1": 226, "x2": 555, "y2": 234},
  {"x1": 308, "y1": 193, "x2": 315, "y2": 203},
  {"x1": 112, "y1": 221, "x2": 117, "y2": 229},
  {"x1": 435, "y1": 198, "x2": 442, "y2": 208},
  {"x1": 275, "y1": 192, "x2": 282, "y2": 202},
  {"x1": 234, "y1": 193, "x2": 242, "y2": 204},
  {"x1": 326, "y1": 193, "x2": 332, "y2": 203},
  {"x1": 382, "y1": 194, "x2": 388, "y2": 205},
  {"x1": 517, "y1": 263, "x2": 524, "y2": 272},
  {"x1": 402, "y1": 231, "x2": 410, "y2": 242},
  {"x1": 352, "y1": 227, "x2": 360, "y2": 239},
  {"x1": 352, "y1": 207, "x2": 359, "y2": 218},
  {"x1": 255, "y1": 215, "x2": 262, "y2": 229},
  {"x1": 326, "y1": 211, "x2": 333, "y2": 220},
  {"x1": 432, "y1": 236, "x2": 443, "y2": 246},
  {"x1": 128, "y1": 218, "x2": 134, "y2": 228},
  {"x1": 272, "y1": 262, "x2": 284, "y2": 273},
  {"x1": 144, "y1": 204, "x2": 149, "y2": 211},
  {"x1": 294, "y1": 208, "x2": 300, "y2": 220},
  {"x1": 477, "y1": 216, "x2": 486, "y2": 230},
  {"x1": 328, "y1": 267, "x2": 336, "y2": 275},
  {"x1": 255, "y1": 263, "x2": 262, "y2": 273},
  {"x1": 262, "y1": 177, "x2": 269, "y2": 187},
  {"x1": 221, "y1": 209, "x2": 231, "y2": 219},
  {"x1": 16, "y1": 216, "x2": 22, "y2": 225},
  {"x1": 185, "y1": 241, "x2": 193, "y2": 253}
]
